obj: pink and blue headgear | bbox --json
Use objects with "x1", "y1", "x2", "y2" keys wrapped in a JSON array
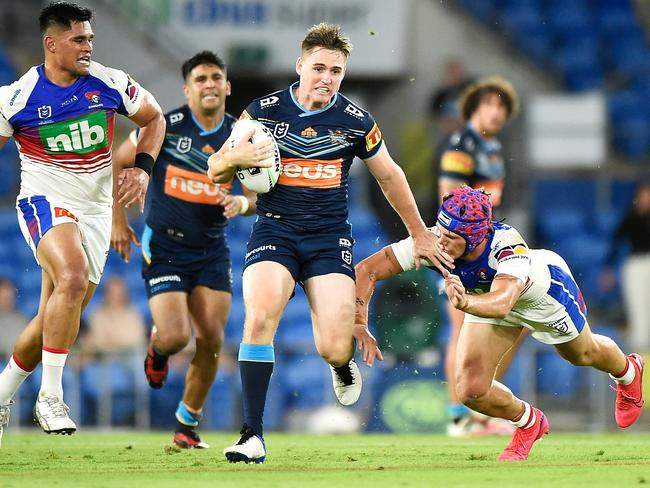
[{"x1": 437, "y1": 186, "x2": 493, "y2": 254}]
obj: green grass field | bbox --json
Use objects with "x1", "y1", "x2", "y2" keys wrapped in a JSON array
[{"x1": 1, "y1": 431, "x2": 649, "y2": 488}]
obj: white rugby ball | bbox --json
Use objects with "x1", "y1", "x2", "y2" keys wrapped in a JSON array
[{"x1": 228, "y1": 118, "x2": 281, "y2": 194}]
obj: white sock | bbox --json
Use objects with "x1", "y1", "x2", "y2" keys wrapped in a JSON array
[
  {"x1": 610, "y1": 357, "x2": 636, "y2": 385},
  {"x1": 40, "y1": 348, "x2": 68, "y2": 400},
  {"x1": 511, "y1": 401, "x2": 536, "y2": 429},
  {"x1": 0, "y1": 355, "x2": 33, "y2": 405}
]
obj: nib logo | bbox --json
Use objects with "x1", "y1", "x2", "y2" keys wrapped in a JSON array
[{"x1": 40, "y1": 112, "x2": 108, "y2": 154}]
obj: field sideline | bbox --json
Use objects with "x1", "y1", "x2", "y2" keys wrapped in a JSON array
[{"x1": 1, "y1": 431, "x2": 649, "y2": 487}]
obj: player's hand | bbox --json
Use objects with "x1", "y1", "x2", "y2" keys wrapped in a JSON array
[
  {"x1": 228, "y1": 129, "x2": 275, "y2": 169},
  {"x1": 354, "y1": 323, "x2": 384, "y2": 367},
  {"x1": 443, "y1": 269, "x2": 468, "y2": 310},
  {"x1": 118, "y1": 167, "x2": 149, "y2": 213},
  {"x1": 110, "y1": 220, "x2": 140, "y2": 263},
  {"x1": 222, "y1": 194, "x2": 243, "y2": 219},
  {"x1": 412, "y1": 228, "x2": 454, "y2": 272}
]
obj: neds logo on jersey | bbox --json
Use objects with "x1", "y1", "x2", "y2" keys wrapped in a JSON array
[
  {"x1": 278, "y1": 158, "x2": 343, "y2": 188},
  {"x1": 40, "y1": 112, "x2": 108, "y2": 154}
]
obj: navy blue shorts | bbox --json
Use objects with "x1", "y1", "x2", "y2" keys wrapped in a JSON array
[
  {"x1": 142, "y1": 225, "x2": 232, "y2": 298},
  {"x1": 243, "y1": 217, "x2": 355, "y2": 283}
]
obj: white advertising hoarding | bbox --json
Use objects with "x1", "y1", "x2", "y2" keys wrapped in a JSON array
[{"x1": 165, "y1": 0, "x2": 411, "y2": 76}]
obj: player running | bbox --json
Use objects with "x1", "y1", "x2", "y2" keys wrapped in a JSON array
[
  {"x1": 208, "y1": 22, "x2": 446, "y2": 463},
  {"x1": 355, "y1": 186, "x2": 644, "y2": 460},
  {"x1": 0, "y1": 2, "x2": 165, "y2": 446},
  {"x1": 112, "y1": 51, "x2": 268, "y2": 449}
]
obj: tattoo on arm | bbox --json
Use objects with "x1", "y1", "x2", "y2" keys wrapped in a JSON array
[{"x1": 356, "y1": 298, "x2": 365, "y2": 306}]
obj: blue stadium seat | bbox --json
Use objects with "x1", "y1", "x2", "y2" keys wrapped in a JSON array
[
  {"x1": 516, "y1": 29, "x2": 554, "y2": 66},
  {"x1": 458, "y1": 0, "x2": 498, "y2": 23},
  {"x1": 205, "y1": 368, "x2": 236, "y2": 430},
  {"x1": 281, "y1": 352, "x2": 329, "y2": 409},
  {"x1": 536, "y1": 207, "x2": 588, "y2": 244},
  {"x1": 536, "y1": 349, "x2": 580, "y2": 396}
]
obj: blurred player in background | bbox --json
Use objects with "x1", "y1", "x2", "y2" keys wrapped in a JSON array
[
  {"x1": 436, "y1": 76, "x2": 524, "y2": 436},
  {"x1": 112, "y1": 51, "x2": 264, "y2": 449},
  {"x1": 0, "y1": 1, "x2": 164, "y2": 446},
  {"x1": 356, "y1": 186, "x2": 645, "y2": 461},
  {"x1": 208, "y1": 22, "x2": 447, "y2": 463}
]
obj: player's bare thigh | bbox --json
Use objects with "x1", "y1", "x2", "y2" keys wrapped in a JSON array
[
  {"x1": 149, "y1": 292, "x2": 193, "y2": 351},
  {"x1": 36, "y1": 223, "x2": 89, "y2": 290},
  {"x1": 304, "y1": 273, "x2": 355, "y2": 363},
  {"x1": 455, "y1": 322, "x2": 522, "y2": 394},
  {"x1": 242, "y1": 260, "x2": 295, "y2": 344},
  {"x1": 188, "y1": 285, "x2": 231, "y2": 345}
]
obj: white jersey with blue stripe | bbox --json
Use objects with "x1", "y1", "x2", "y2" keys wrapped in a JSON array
[
  {"x1": 0, "y1": 61, "x2": 143, "y2": 214},
  {"x1": 391, "y1": 223, "x2": 588, "y2": 344}
]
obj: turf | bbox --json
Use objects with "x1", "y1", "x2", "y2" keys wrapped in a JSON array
[{"x1": 1, "y1": 430, "x2": 649, "y2": 487}]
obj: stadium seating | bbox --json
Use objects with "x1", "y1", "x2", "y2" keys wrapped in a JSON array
[{"x1": 457, "y1": 0, "x2": 650, "y2": 159}]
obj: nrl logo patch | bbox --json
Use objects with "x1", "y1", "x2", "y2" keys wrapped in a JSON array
[
  {"x1": 38, "y1": 105, "x2": 52, "y2": 119},
  {"x1": 273, "y1": 122, "x2": 289, "y2": 139},
  {"x1": 176, "y1": 136, "x2": 192, "y2": 154}
]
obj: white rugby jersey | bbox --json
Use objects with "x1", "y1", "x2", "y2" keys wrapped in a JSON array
[
  {"x1": 0, "y1": 61, "x2": 143, "y2": 213},
  {"x1": 391, "y1": 222, "x2": 587, "y2": 315}
]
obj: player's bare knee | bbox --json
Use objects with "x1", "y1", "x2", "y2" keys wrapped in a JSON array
[
  {"x1": 196, "y1": 329, "x2": 224, "y2": 354},
  {"x1": 55, "y1": 269, "x2": 89, "y2": 303},
  {"x1": 243, "y1": 311, "x2": 277, "y2": 341},
  {"x1": 319, "y1": 345, "x2": 351, "y2": 367},
  {"x1": 456, "y1": 377, "x2": 490, "y2": 406},
  {"x1": 157, "y1": 327, "x2": 191, "y2": 354}
]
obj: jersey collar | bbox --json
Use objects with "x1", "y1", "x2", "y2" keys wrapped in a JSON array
[
  {"x1": 191, "y1": 109, "x2": 225, "y2": 136},
  {"x1": 289, "y1": 81, "x2": 338, "y2": 117}
]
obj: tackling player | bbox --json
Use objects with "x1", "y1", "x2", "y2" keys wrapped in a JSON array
[
  {"x1": 208, "y1": 22, "x2": 447, "y2": 463},
  {"x1": 355, "y1": 186, "x2": 645, "y2": 461},
  {"x1": 436, "y1": 77, "x2": 524, "y2": 436},
  {"x1": 0, "y1": 1, "x2": 164, "y2": 446},
  {"x1": 112, "y1": 51, "x2": 270, "y2": 449}
]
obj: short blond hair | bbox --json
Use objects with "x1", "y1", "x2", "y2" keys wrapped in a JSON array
[
  {"x1": 459, "y1": 76, "x2": 520, "y2": 122},
  {"x1": 302, "y1": 22, "x2": 352, "y2": 58}
]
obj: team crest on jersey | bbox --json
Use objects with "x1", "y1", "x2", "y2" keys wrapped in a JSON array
[
  {"x1": 344, "y1": 103, "x2": 364, "y2": 119},
  {"x1": 38, "y1": 105, "x2": 52, "y2": 119},
  {"x1": 169, "y1": 112, "x2": 184, "y2": 124},
  {"x1": 329, "y1": 130, "x2": 347, "y2": 145},
  {"x1": 176, "y1": 136, "x2": 192, "y2": 154},
  {"x1": 273, "y1": 122, "x2": 289, "y2": 139},
  {"x1": 301, "y1": 127, "x2": 317, "y2": 138},
  {"x1": 85, "y1": 91, "x2": 100, "y2": 104},
  {"x1": 260, "y1": 96, "x2": 279, "y2": 108}
]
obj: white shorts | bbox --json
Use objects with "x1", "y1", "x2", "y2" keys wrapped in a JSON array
[
  {"x1": 464, "y1": 262, "x2": 588, "y2": 345},
  {"x1": 16, "y1": 195, "x2": 111, "y2": 284}
]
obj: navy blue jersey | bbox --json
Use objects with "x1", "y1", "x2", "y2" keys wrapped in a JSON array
[
  {"x1": 439, "y1": 122, "x2": 506, "y2": 206},
  {"x1": 243, "y1": 82, "x2": 383, "y2": 229},
  {"x1": 145, "y1": 105, "x2": 236, "y2": 244}
]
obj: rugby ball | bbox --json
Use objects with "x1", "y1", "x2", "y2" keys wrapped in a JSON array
[{"x1": 228, "y1": 118, "x2": 281, "y2": 194}]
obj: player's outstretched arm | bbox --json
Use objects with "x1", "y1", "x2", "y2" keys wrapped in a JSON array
[
  {"x1": 207, "y1": 129, "x2": 274, "y2": 184},
  {"x1": 111, "y1": 135, "x2": 140, "y2": 262},
  {"x1": 120, "y1": 90, "x2": 165, "y2": 212},
  {"x1": 443, "y1": 270, "x2": 525, "y2": 318},
  {"x1": 354, "y1": 246, "x2": 405, "y2": 366},
  {"x1": 366, "y1": 145, "x2": 454, "y2": 272}
]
